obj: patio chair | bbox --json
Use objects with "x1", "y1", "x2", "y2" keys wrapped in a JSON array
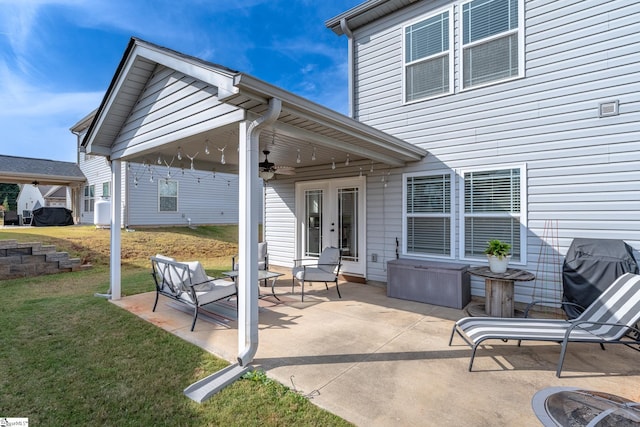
[
  {"x1": 449, "y1": 272, "x2": 640, "y2": 377},
  {"x1": 292, "y1": 247, "x2": 342, "y2": 302},
  {"x1": 151, "y1": 255, "x2": 237, "y2": 331},
  {"x1": 22, "y1": 210, "x2": 32, "y2": 225},
  {"x1": 232, "y1": 241, "x2": 269, "y2": 286}
]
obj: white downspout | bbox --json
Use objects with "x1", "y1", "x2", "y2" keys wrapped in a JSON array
[
  {"x1": 340, "y1": 18, "x2": 355, "y2": 118},
  {"x1": 237, "y1": 97, "x2": 282, "y2": 366}
]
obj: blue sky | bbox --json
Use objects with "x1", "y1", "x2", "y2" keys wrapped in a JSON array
[{"x1": 0, "y1": 0, "x2": 361, "y2": 163}]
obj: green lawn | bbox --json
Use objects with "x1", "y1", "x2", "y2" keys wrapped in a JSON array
[{"x1": 0, "y1": 226, "x2": 351, "y2": 426}]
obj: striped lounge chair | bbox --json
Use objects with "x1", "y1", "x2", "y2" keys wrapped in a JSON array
[{"x1": 449, "y1": 273, "x2": 640, "y2": 377}]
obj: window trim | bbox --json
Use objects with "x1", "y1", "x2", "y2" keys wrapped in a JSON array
[
  {"x1": 402, "y1": 6, "x2": 455, "y2": 104},
  {"x1": 402, "y1": 170, "x2": 456, "y2": 259},
  {"x1": 459, "y1": 0, "x2": 525, "y2": 92},
  {"x1": 158, "y1": 179, "x2": 179, "y2": 213},
  {"x1": 458, "y1": 163, "x2": 527, "y2": 264},
  {"x1": 84, "y1": 184, "x2": 95, "y2": 212},
  {"x1": 102, "y1": 181, "x2": 110, "y2": 198}
]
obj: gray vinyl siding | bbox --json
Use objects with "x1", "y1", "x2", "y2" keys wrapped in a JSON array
[
  {"x1": 112, "y1": 65, "x2": 242, "y2": 155},
  {"x1": 350, "y1": 0, "x2": 640, "y2": 300},
  {"x1": 79, "y1": 64, "x2": 246, "y2": 227},
  {"x1": 125, "y1": 168, "x2": 240, "y2": 227},
  {"x1": 78, "y1": 152, "x2": 113, "y2": 224},
  {"x1": 78, "y1": 154, "x2": 242, "y2": 227}
]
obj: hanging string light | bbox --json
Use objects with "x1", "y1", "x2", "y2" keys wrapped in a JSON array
[
  {"x1": 204, "y1": 139, "x2": 210, "y2": 155},
  {"x1": 311, "y1": 147, "x2": 316, "y2": 161},
  {"x1": 296, "y1": 149, "x2": 301, "y2": 164},
  {"x1": 345, "y1": 153, "x2": 350, "y2": 166},
  {"x1": 218, "y1": 146, "x2": 226, "y2": 165},
  {"x1": 177, "y1": 147, "x2": 183, "y2": 161},
  {"x1": 331, "y1": 157, "x2": 336, "y2": 170},
  {"x1": 187, "y1": 152, "x2": 198, "y2": 170}
]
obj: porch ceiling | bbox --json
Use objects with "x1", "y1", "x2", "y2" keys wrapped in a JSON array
[{"x1": 83, "y1": 38, "x2": 426, "y2": 175}]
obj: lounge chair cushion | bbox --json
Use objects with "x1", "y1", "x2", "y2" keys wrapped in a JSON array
[{"x1": 292, "y1": 266, "x2": 337, "y2": 282}]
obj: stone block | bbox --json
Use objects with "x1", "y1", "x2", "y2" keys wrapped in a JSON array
[
  {"x1": 7, "y1": 247, "x2": 32, "y2": 256},
  {"x1": 32, "y1": 245, "x2": 56, "y2": 255},
  {"x1": 21, "y1": 255, "x2": 46, "y2": 264},
  {"x1": 45, "y1": 252, "x2": 70, "y2": 262},
  {"x1": 9, "y1": 264, "x2": 36, "y2": 276},
  {"x1": 0, "y1": 255, "x2": 22, "y2": 265},
  {"x1": 0, "y1": 239, "x2": 17, "y2": 249},
  {"x1": 17, "y1": 242, "x2": 39, "y2": 251}
]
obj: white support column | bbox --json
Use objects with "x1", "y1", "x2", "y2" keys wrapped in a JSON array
[
  {"x1": 65, "y1": 186, "x2": 72, "y2": 210},
  {"x1": 110, "y1": 159, "x2": 122, "y2": 300},
  {"x1": 237, "y1": 120, "x2": 260, "y2": 366}
]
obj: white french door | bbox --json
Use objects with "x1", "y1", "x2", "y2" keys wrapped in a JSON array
[{"x1": 295, "y1": 176, "x2": 366, "y2": 276}]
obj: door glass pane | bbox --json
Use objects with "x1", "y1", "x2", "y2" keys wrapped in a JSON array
[
  {"x1": 338, "y1": 187, "x2": 358, "y2": 262},
  {"x1": 305, "y1": 190, "x2": 323, "y2": 257}
]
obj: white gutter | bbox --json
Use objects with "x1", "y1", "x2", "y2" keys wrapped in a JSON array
[
  {"x1": 237, "y1": 97, "x2": 282, "y2": 367},
  {"x1": 340, "y1": 18, "x2": 355, "y2": 118}
]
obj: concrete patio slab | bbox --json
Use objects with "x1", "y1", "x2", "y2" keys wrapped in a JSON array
[{"x1": 111, "y1": 274, "x2": 640, "y2": 426}]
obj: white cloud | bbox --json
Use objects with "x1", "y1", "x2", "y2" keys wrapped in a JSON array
[{"x1": 0, "y1": 63, "x2": 103, "y2": 162}]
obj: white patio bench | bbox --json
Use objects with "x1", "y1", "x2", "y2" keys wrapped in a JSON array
[{"x1": 150, "y1": 255, "x2": 237, "y2": 331}]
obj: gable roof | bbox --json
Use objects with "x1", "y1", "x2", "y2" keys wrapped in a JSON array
[
  {"x1": 82, "y1": 37, "x2": 426, "y2": 170},
  {"x1": 0, "y1": 155, "x2": 86, "y2": 186},
  {"x1": 326, "y1": 0, "x2": 419, "y2": 35}
]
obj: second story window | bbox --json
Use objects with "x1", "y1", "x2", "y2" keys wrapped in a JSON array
[
  {"x1": 404, "y1": 9, "x2": 452, "y2": 102},
  {"x1": 462, "y1": 0, "x2": 521, "y2": 88}
]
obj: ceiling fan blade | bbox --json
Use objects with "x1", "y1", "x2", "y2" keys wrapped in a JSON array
[{"x1": 274, "y1": 168, "x2": 296, "y2": 175}]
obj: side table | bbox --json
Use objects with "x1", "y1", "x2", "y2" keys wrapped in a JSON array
[{"x1": 468, "y1": 266, "x2": 535, "y2": 317}]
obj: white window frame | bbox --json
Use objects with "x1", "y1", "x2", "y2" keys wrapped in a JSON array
[
  {"x1": 402, "y1": 170, "x2": 456, "y2": 259},
  {"x1": 402, "y1": 6, "x2": 454, "y2": 104},
  {"x1": 158, "y1": 179, "x2": 178, "y2": 212},
  {"x1": 458, "y1": 164, "x2": 527, "y2": 264},
  {"x1": 459, "y1": 0, "x2": 525, "y2": 91},
  {"x1": 84, "y1": 185, "x2": 95, "y2": 212},
  {"x1": 102, "y1": 182, "x2": 110, "y2": 198}
]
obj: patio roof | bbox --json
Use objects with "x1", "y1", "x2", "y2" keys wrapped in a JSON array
[
  {"x1": 82, "y1": 37, "x2": 426, "y2": 171},
  {"x1": 0, "y1": 155, "x2": 86, "y2": 186},
  {"x1": 82, "y1": 36, "x2": 427, "y2": 379}
]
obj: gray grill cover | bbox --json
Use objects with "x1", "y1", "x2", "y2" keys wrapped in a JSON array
[{"x1": 562, "y1": 238, "x2": 638, "y2": 319}]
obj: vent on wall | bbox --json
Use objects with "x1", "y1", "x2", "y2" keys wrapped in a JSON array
[{"x1": 599, "y1": 100, "x2": 619, "y2": 117}]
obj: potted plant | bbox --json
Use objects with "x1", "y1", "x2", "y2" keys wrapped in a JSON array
[{"x1": 484, "y1": 240, "x2": 512, "y2": 273}]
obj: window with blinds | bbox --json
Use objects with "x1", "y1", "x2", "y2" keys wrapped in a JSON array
[
  {"x1": 404, "y1": 9, "x2": 452, "y2": 102},
  {"x1": 404, "y1": 173, "x2": 453, "y2": 256},
  {"x1": 159, "y1": 180, "x2": 178, "y2": 212},
  {"x1": 462, "y1": 0, "x2": 520, "y2": 88},
  {"x1": 463, "y1": 168, "x2": 522, "y2": 261}
]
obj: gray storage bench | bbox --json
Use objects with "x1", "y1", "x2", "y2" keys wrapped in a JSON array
[{"x1": 387, "y1": 259, "x2": 470, "y2": 309}]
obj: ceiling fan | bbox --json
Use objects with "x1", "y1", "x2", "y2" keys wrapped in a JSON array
[{"x1": 258, "y1": 150, "x2": 295, "y2": 180}]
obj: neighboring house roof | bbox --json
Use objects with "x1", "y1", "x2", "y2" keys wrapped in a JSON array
[
  {"x1": 0, "y1": 155, "x2": 86, "y2": 186},
  {"x1": 325, "y1": 0, "x2": 417, "y2": 35},
  {"x1": 43, "y1": 186, "x2": 67, "y2": 199},
  {"x1": 82, "y1": 37, "x2": 426, "y2": 170}
]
